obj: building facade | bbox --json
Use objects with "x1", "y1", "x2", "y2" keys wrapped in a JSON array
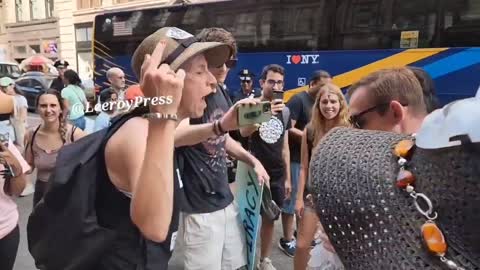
[{"x1": 0, "y1": 0, "x2": 198, "y2": 79}]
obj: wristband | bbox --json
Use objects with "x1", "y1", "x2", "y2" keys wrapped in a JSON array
[
  {"x1": 217, "y1": 119, "x2": 226, "y2": 134},
  {"x1": 213, "y1": 120, "x2": 222, "y2": 136},
  {"x1": 142, "y1": 112, "x2": 178, "y2": 121}
]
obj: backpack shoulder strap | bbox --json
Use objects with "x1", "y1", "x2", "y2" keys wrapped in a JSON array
[
  {"x1": 70, "y1": 125, "x2": 77, "y2": 143},
  {"x1": 282, "y1": 107, "x2": 290, "y2": 129},
  {"x1": 28, "y1": 125, "x2": 42, "y2": 157},
  {"x1": 101, "y1": 105, "x2": 149, "y2": 149}
]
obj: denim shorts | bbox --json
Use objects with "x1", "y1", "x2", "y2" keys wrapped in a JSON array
[{"x1": 70, "y1": 116, "x2": 86, "y2": 131}]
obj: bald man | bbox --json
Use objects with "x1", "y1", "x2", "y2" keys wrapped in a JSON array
[{"x1": 101, "y1": 67, "x2": 126, "y2": 101}]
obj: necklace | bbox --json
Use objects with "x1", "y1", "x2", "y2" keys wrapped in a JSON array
[{"x1": 393, "y1": 136, "x2": 465, "y2": 270}]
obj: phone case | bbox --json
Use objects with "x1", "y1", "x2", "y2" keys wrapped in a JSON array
[{"x1": 237, "y1": 102, "x2": 272, "y2": 127}]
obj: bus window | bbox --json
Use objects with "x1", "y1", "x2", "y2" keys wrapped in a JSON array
[
  {"x1": 335, "y1": 0, "x2": 439, "y2": 50},
  {"x1": 442, "y1": 0, "x2": 480, "y2": 46}
]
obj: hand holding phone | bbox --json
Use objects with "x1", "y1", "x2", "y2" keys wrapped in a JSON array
[
  {"x1": 0, "y1": 134, "x2": 18, "y2": 179},
  {"x1": 271, "y1": 90, "x2": 285, "y2": 115},
  {"x1": 272, "y1": 90, "x2": 284, "y2": 104},
  {"x1": 237, "y1": 101, "x2": 272, "y2": 127}
]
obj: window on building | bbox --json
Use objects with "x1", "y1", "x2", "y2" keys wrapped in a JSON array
[
  {"x1": 29, "y1": 44, "x2": 41, "y2": 53},
  {"x1": 14, "y1": 45, "x2": 27, "y2": 54},
  {"x1": 16, "y1": 0, "x2": 25, "y2": 22},
  {"x1": 115, "y1": 0, "x2": 134, "y2": 3},
  {"x1": 31, "y1": 0, "x2": 47, "y2": 20},
  {"x1": 75, "y1": 24, "x2": 93, "y2": 79},
  {"x1": 76, "y1": 27, "x2": 92, "y2": 42},
  {"x1": 77, "y1": 0, "x2": 101, "y2": 10},
  {"x1": 46, "y1": 0, "x2": 53, "y2": 17}
]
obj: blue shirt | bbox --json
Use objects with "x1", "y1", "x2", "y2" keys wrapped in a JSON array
[{"x1": 94, "y1": 112, "x2": 111, "y2": 132}]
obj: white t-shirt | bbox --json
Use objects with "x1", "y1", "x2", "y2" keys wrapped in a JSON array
[{"x1": 0, "y1": 139, "x2": 31, "y2": 239}]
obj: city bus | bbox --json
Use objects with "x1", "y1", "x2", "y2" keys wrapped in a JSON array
[{"x1": 93, "y1": 0, "x2": 480, "y2": 105}]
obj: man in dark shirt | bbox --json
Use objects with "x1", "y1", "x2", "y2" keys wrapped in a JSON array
[
  {"x1": 240, "y1": 64, "x2": 292, "y2": 270},
  {"x1": 232, "y1": 69, "x2": 262, "y2": 103},
  {"x1": 284, "y1": 70, "x2": 331, "y2": 236},
  {"x1": 50, "y1": 60, "x2": 69, "y2": 92},
  {"x1": 176, "y1": 27, "x2": 269, "y2": 270}
]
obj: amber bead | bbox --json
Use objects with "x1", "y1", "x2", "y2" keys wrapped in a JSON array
[
  {"x1": 394, "y1": 140, "x2": 414, "y2": 158},
  {"x1": 422, "y1": 222, "x2": 447, "y2": 256},
  {"x1": 396, "y1": 169, "x2": 415, "y2": 188}
]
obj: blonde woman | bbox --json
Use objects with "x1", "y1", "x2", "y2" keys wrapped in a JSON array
[{"x1": 294, "y1": 83, "x2": 349, "y2": 270}]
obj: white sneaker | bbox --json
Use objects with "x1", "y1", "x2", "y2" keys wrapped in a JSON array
[
  {"x1": 258, "y1": 257, "x2": 276, "y2": 270},
  {"x1": 20, "y1": 181, "x2": 35, "y2": 197}
]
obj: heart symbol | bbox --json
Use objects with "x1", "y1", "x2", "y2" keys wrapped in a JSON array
[{"x1": 291, "y1": 55, "x2": 301, "y2": 64}]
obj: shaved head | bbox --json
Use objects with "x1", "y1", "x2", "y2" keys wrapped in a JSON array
[{"x1": 106, "y1": 67, "x2": 126, "y2": 91}]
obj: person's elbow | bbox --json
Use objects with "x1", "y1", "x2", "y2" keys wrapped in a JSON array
[
  {"x1": 131, "y1": 212, "x2": 171, "y2": 243},
  {"x1": 10, "y1": 174, "x2": 27, "y2": 196}
]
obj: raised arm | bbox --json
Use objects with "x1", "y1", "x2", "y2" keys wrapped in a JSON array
[
  {"x1": 175, "y1": 97, "x2": 259, "y2": 147},
  {"x1": 105, "y1": 41, "x2": 185, "y2": 242}
]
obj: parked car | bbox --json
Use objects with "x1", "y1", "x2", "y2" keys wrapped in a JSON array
[
  {"x1": 15, "y1": 72, "x2": 98, "y2": 114},
  {"x1": 0, "y1": 61, "x2": 21, "y2": 79},
  {"x1": 15, "y1": 71, "x2": 55, "y2": 111}
]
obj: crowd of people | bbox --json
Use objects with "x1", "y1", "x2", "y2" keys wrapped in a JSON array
[{"x1": 0, "y1": 24, "x2": 478, "y2": 270}]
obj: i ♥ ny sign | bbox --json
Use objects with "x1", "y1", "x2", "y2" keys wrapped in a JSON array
[{"x1": 286, "y1": 54, "x2": 320, "y2": 64}]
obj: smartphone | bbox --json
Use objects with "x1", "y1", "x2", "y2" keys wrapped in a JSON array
[
  {"x1": 272, "y1": 90, "x2": 284, "y2": 104},
  {"x1": 0, "y1": 133, "x2": 9, "y2": 148},
  {"x1": 237, "y1": 101, "x2": 272, "y2": 127}
]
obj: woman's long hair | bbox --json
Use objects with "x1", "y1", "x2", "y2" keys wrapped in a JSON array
[
  {"x1": 309, "y1": 83, "x2": 350, "y2": 147},
  {"x1": 63, "y1": 70, "x2": 83, "y2": 89},
  {"x1": 35, "y1": 89, "x2": 68, "y2": 143}
]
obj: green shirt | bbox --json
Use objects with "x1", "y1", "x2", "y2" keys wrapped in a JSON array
[{"x1": 61, "y1": 84, "x2": 86, "y2": 120}]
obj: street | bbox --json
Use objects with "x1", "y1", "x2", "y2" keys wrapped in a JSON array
[{"x1": 12, "y1": 113, "x2": 294, "y2": 270}]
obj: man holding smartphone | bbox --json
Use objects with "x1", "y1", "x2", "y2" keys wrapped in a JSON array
[
  {"x1": 175, "y1": 27, "x2": 269, "y2": 270},
  {"x1": 240, "y1": 64, "x2": 292, "y2": 270}
]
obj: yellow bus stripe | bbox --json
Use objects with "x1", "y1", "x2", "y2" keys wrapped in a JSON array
[
  {"x1": 333, "y1": 48, "x2": 448, "y2": 88},
  {"x1": 284, "y1": 48, "x2": 448, "y2": 102},
  {"x1": 94, "y1": 46, "x2": 114, "y2": 59}
]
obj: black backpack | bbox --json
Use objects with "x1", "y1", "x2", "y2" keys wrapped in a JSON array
[{"x1": 27, "y1": 107, "x2": 147, "y2": 270}]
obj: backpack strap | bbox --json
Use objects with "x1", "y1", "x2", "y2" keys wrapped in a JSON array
[
  {"x1": 282, "y1": 107, "x2": 290, "y2": 130},
  {"x1": 101, "y1": 105, "x2": 150, "y2": 150},
  {"x1": 70, "y1": 125, "x2": 77, "y2": 143},
  {"x1": 28, "y1": 125, "x2": 42, "y2": 157}
]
